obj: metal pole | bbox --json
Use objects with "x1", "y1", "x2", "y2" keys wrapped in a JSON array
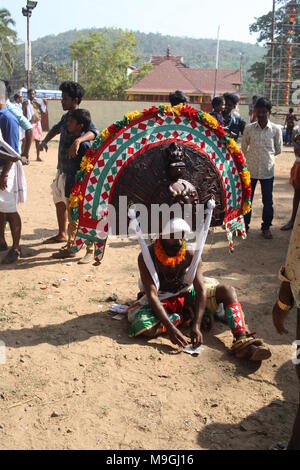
[
  {"x1": 213, "y1": 26, "x2": 220, "y2": 98},
  {"x1": 27, "y1": 12, "x2": 30, "y2": 90},
  {"x1": 270, "y1": 0, "x2": 276, "y2": 101}
]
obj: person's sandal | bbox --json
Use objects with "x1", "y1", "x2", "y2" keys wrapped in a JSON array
[
  {"x1": 231, "y1": 333, "x2": 271, "y2": 361},
  {"x1": 1, "y1": 248, "x2": 20, "y2": 265}
]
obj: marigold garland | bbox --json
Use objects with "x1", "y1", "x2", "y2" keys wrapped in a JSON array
[
  {"x1": 69, "y1": 193, "x2": 83, "y2": 209},
  {"x1": 80, "y1": 156, "x2": 94, "y2": 173},
  {"x1": 154, "y1": 239, "x2": 186, "y2": 269}
]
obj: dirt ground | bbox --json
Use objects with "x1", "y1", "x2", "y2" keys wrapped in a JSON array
[{"x1": 0, "y1": 141, "x2": 298, "y2": 450}]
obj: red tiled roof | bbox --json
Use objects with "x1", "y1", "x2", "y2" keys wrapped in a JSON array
[
  {"x1": 127, "y1": 57, "x2": 242, "y2": 96},
  {"x1": 150, "y1": 55, "x2": 186, "y2": 67}
]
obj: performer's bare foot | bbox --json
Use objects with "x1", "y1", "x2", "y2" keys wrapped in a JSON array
[{"x1": 36, "y1": 156, "x2": 43, "y2": 162}]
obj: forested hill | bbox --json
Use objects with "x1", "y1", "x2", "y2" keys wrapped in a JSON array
[{"x1": 18, "y1": 28, "x2": 265, "y2": 70}]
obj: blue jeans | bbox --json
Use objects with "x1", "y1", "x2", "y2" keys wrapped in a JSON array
[{"x1": 244, "y1": 177, "x2": 274, "y2": 231}]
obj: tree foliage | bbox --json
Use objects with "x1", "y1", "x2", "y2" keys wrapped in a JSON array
[
  {"x1": 0, "y1": 8, "x2": 17, "y2": 77},
  {"x1": 69, "y1": 29, "x2": 150, "y2": 99}
]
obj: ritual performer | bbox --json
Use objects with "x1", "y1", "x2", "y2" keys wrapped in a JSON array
[
  {"x1": 127, "y1": 216, "x2": 271, "y2": 362},
  {"x1": 69, "y1": 102, "x2": 262, "y2": 358},
  {"x1": 23, "y1": 89, "x2": 46, "y2": 162}
]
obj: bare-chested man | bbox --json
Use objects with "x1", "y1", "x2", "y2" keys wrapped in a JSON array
[{"x1": 128, "y1": 218, "x2": 271, "y2": 362}]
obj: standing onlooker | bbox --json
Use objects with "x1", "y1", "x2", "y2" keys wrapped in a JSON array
[
  {"x1": 169, "y1": 90, "x2": 189, "y2": 107},
  {"x1": 6, "y1": 91, "x2": 32, "y2": 166},
  {"x1": 0, "y1": 80, "x2": 32, "y2": 264},
  {"x1": 284, "y1": 108, "x2": 298, "y2": 146},
  {"x1": 281, "y1": 135, "x2": 300, "y2": 231},
  {"x1": 242, "y1": 97, "x2": 283, "y2": 239},
  {"x1": 249, "y1": 95, "x2": 258, "y2": 123},
  {"x1": 210, "y1": 96, "x2": 225, "y2": 126},
  {"x1": 222, "y1": 93, "x2": 246, "y2": 141},
  {"x1": 272, "y1": 205, "x2": 300, "y2": 450},
  {"x1": 12, "y1": 92, "x2": 23, "y2": 109},
  {"x1": 23, "y1": 89, "x2": 46, "y2": 162},
  {"x1": 39, "y1": 81, "x2": 98, "y2": 247},
  {"x1": 52, "y1": 109, "x2": 94, "y2": 262}
]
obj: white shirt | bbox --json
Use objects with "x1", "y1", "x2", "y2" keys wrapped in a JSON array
[{"x1": 242, "y1": 120, "x2": 283, "y2": 180}]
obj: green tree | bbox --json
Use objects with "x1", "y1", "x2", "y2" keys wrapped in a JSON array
[
  {"x1": 70, "y1": 29, "x2": 151, "y2": 99},
  {"x1": 0, "y1": 8, "x2": 17, "y2": 77}
]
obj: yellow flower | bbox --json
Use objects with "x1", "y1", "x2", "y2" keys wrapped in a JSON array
[
  {"x1": 80, "y1": 156, "x2": 94, "y2": 173},
  {"x1": 100, "y1": 128, "x2": 110, "y2": 141},
  {"x1": 227, "y1": 139, "x2": 241, "y2": 155},
  {"x1": 243, "y1": 202, "x2": 251, "y2": 216},
  {"x1": 69, "y1": 193, "x2": 83, "y2": 209},
  {"x1": 172, "y1": 103, "x2": 183, "y2": 116},
  {"x1": 203, "y1": 113, "x2": 218, "y2": 130},
  {"x1": 125, "y1": 110, "x2": 142, "y2": 122},
  {"x1": 164, "y1": 104, "x2": 172, "y2": 114},
  {"x1": 241, "y1": 169, "x2": 251, "y2": 187}
]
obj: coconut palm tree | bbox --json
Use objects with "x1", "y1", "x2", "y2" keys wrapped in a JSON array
[{"x1": 0, "y1": 9, "x2": 17, "y2": 77}]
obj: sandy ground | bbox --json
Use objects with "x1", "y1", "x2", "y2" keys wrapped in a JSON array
[{"x1": 0, "y1": 141, "x2": 299, "y2": 450}]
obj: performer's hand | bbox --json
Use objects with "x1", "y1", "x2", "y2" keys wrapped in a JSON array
[
  {"x1": 190, "y1": 324, "x2": 203, "y2": 349},
  {"x1": 39, "y1": 141, "x2": 48, "y2": 152},
  {"x1": 272, "y1": 302, "x2": 289, "y2": 335},
  {"x1": 0, "y1": 174, "x2": 8, "y2": 190},
  {"x1": 167, "y1": 324, "x2": 188, "y2": 348},
  {"x1": 69, "y1": 139, "x2": 80, "y2": 158}
]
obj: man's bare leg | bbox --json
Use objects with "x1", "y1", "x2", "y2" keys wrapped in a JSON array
[
  {"x1": 281, "y1": 189, "x2": 300, "y2": 231},
  {"x1": 1, "y1": 212, "x2": 21, "y2": 264},
  {"x1": 0, "y1": 212, "x2": 7, "y2": 248},
  {"x1": 56, "y1": 202, "x2": 67, "y2": 240},
  {"x1": 43, "y1": 202, "x2": 67, "y2": 244},
  {"x1": 36, "y1": 140, "x2": 42, "y2": 162},
  {"x1": 7, "y1": 212, "x2": 21, "y2": 250}
]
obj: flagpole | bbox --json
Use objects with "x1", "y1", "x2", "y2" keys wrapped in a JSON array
[{"x1": 213, "y1": 26, "x2": 220, "y2": 98}]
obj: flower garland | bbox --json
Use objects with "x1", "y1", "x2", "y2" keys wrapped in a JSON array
[
  {"x1": 69, "y1": 103, "x2": 252, "y2": 221},
  {"x1": 154, "y1": 239, "x2": 186, "y2": 269}
]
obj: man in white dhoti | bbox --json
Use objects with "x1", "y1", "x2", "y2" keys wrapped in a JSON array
[{"x1": 0, "y1": 80, "x2": 31, "y2": 264}]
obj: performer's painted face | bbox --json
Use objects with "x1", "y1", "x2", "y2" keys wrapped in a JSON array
[{"x1": 161, "y1": 237, "x2": 184, "y2": 257}]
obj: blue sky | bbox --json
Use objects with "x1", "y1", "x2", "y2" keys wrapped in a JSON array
[{"x1": 5, "y1": 0, "x2": 271, "y2": 44}]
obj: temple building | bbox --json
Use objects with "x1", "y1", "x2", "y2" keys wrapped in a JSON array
[{"x1": 127, "y1": 48, "x2": 242, "y2": 110}]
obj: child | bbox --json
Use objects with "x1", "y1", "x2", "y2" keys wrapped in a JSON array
[
  {"x1": 39, "y1": 81, "x2": 98, "y2": 245},
  {"x1": 281, "y1": 133, "x2": 300, "y2": 231},
  {"x1": 52, "y1": 109, "x2": 94, "y2": 263},
  {"x1": 285, "y1": 108, "x2": 298, "y2": 146},
  {"x1": 211, "y1": 96, "x2": 225, "y2": 127}
]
